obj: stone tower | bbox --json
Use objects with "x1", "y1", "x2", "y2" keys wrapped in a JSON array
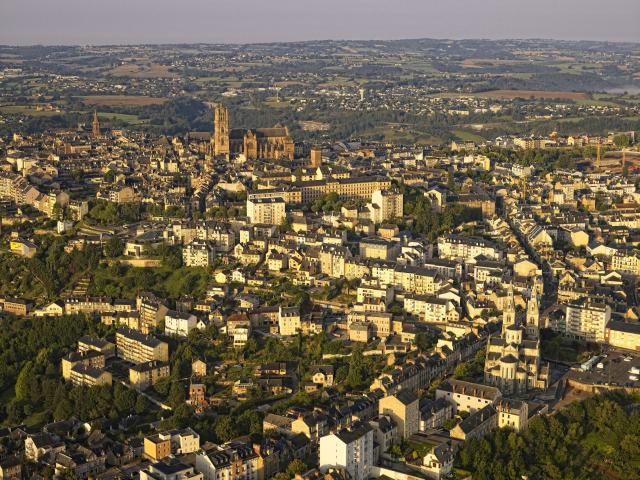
[
  {"x1": 213, "y1": 105, "x2": 230, "y2": 158},
  {"x1": 502, "y1": 286, "x2": 516, "y2": 335},
  {"x1": 92, "y1": 111, "x2": 100, "y2": 137},
  {"x1": 310, "y1": 146, "x2": 322, "y2": 168},
  {"x1": 526, "y1": 293, "x2": 541, "y2": 339}
]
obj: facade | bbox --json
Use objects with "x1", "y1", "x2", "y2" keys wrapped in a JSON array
[
  {"x1": 247, "y1": 197, "x2": 286, "y2": 225},
  {"x1": 437, "y1": 235, "x2": 501, "y2": 262},
  {"x1": 116, "y1": 327, "x2": 169, "y2": 364},
  {"x1": 319, "y1": 422, "x2": 374, "y2": 480},
  {"x1": 605, "y1": 321, "x2": 640, "y2": 351},
  {"x1": 144, "y1": 436, "x2": 171, "y2": 462},
  {"x1": 165, "y1": 310, "x2": 198, "y2": 337},
  {"x1": 378, "y1": 390, "x2": 419, "y2": 440},
  {"x1": 61, "y1": 350, "x2": 106, "y2": 381},
  {"x1": 278, "y1": 306, "x2": 301, "y2": 336},
  {"x1": 195, "y1": 441, "x2": 261, "y2": 480},
  {"x1": 130, "y1": 361, "x2": 170, "y2": 390},
  {"x1": 450, "y1": 404, "x2": 497, "y2": 441},
  {"x1": 68, "y1": 364, "x2": 112, "y2": 387},
  {"x1": 435, "y1": 379, "x2": 501, "y2": 414},
  {"x1": 0, "y1": 297, "x2": 31, "y2": 316},
  {"x1": 496, "y1": 398, "x2": 529, "y2": 432},
  {"x1": 565, "y1": 299, "x2": 611, "y2": 342},
  {"x1": 369, "y1": 189, "x2": 403, "y2": 224},
  {"x1": 183, "y1": 240, "x2": 215, "y2": 267},
  {"x1": 144, "y1": 429, "x2": 200, "y2": 462}
]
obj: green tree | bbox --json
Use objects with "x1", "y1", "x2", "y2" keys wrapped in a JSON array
[
  {"x1": 286, "y1": 459, "x2": 308, "y2": 477},
  {"x1": 135, "y1": 394, "x2": 149, "y2": 415},
  {"x1": 104, "y1": 236, "x2": 124, "y2": 258}
]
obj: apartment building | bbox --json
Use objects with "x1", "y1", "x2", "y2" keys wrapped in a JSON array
[
  {"x1": 403, "y1": 294, "x2": 457, "y2": 323},
  {"x1": 0, "y1": 297, "x2": 31, "y2": 316},
  {"x1": 62, "y1": 350, "x2": 106, "y2": 381},
  {"x1": 183, "y1": 240, "x2": 215, "y2": 267},
  {"x1": 435, "y1": 379, "x2": 501, "y2": 414},
  {"x1": 359, "y1": 238, "x2": 399, "y2": 261},
  {"x1": 437, "y1": 235, "x2": 501, "y2": 262},
  {"x1": 319, "y1": 422, "x2": 374, "y2": 480},
  {"x1": 140, "y1": 461, "x2": 203, "y2": 480},
  {"x1": 247, "y1": 197, "x2": 286, "y2": 225},
  {"x1": 496, "y1": 399, "x2": 529, "y2": 432},
  {"x1": 78, "y1": 336, "x2": 115, "y2": 359},
  {"x1": 611, "y1": 251, "x2": 640, "y2": 276},
  {"x1": 378, "y1": 390, "x2": 419, "y2": 440},
  {"x1": 195, "y1": 441, "x2": 261, "y2": 480},
  {"x1": 368, "y1": 189, "x2": 403, "y2": 224},
  {"x1": 129, "y1": 361, "x2": 170, "y2": 390},
  {"x1": 64, "y1": 297, "x2": 113, "y2": 316},
  {"x1": 116, "y1": 327, "x2": 169, "y2": 364},
  {"x1": 137, "y1": 293, "x2": 169, "y2": 334},
  {"x1": 298, "y1": 176, "x2": 392, "y2": 203},
  {"x1": 347, "y1": 311, "x2": 392, "y2": 338},
  {"x1": 605, "y1": 321, "x2": 640, "y2": 351},
  {"x1": 68, "y1": 364, "x2": 112, "y2": 388},
  {"x1": 565, "y1": 298, "x2": 611, "y2": 342},
  {"x1": 164, "y1": 310, "x2": 198, "y2": 337},
  {"x1": 144, "y1": 429, "x2": 200, "y2": 462},
  {"x1": 278, "y1": 306, "x2": 301, "y2": 336}
]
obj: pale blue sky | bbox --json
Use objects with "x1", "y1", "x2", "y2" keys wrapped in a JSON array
[{"x1": 1, "y1": 0, "x2": 638, "y2": 45}]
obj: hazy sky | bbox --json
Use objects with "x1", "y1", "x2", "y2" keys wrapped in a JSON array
[{"x1": 1, "y1": 0, "x2": 639, "y2": 45}]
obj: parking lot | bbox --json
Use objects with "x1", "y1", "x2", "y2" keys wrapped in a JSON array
[{"x1": 567, "y1": 350, "x2": 640, "y2": 390}]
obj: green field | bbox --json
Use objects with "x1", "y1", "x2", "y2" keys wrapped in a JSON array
[
  {"x1": 0, "y1": 105, "x2": 62, "y2": 116},
  {"x1": 98, "y1": 112, "x2": 145, "y2": 124},
  {"x1": 452, "y1": 128, "x2": 486, "y2": 142}
]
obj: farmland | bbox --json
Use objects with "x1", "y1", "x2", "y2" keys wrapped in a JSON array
[{"x1": 80, "y1": 95, "x2": 168, "y2": 107}]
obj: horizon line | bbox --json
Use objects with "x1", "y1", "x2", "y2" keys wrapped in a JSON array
[{"x1": 2, "y1": 36, "x2": 640, "y2": 48}]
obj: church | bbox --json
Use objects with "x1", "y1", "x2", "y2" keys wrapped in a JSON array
[
  {"x1": 212, "y1": 105, "x2": 294, "y2": 161},
  {"x1": 484, "y1": 287, "x2": 550, "y2": 395}
]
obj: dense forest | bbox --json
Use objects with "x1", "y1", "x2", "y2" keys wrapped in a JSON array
[
  {"x1": 0, "y1": 314, "x2": 151, "y2": 425},
  {"x1": 456, "y1": 392, "x2": 640, "y2": 480}
]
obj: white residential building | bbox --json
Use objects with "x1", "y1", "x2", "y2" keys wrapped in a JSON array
[
  {"x1": 246, "y1": 197, "x2": 286, "y2": 225},
  {"x1": 319, "y1": 423, "x2": 374, "y2": 480},
  {"x1": 164, "y1": 310, "x2": 198, "y2": 337},
  {"x1": 565, "y1": 299, "x2": 611, "y2": 342},
  {"x1": 182, "y1": 240, "x2": 215, "y2": 267}
]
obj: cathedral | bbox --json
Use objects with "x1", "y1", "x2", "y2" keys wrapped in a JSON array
[
  {"x1": 484, "y1": 287, "x2": 549, "y2": 395},
  {"x1": 212, "y1": 105, "x2": 294, "y2": 161}
]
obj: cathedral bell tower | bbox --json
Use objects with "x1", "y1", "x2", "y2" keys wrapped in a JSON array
[{"x1": 213, "y1": 105, "x2": 230, "y2": 158}]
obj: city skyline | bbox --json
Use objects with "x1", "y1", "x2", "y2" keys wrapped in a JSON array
[{"x1": 1, "y1": 0, "x2": 639, "y2": 45}]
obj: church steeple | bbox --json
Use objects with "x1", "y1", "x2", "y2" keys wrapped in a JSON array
[
  {"x1": 526, "y1": 292, "x2": 541, "y2": 339},
  {"x1": 92, "y1": 110, "x2": 101, "y2": 138},
  {"x1": 502, "y1": 286, "x2": 516, "y2": 335}
]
